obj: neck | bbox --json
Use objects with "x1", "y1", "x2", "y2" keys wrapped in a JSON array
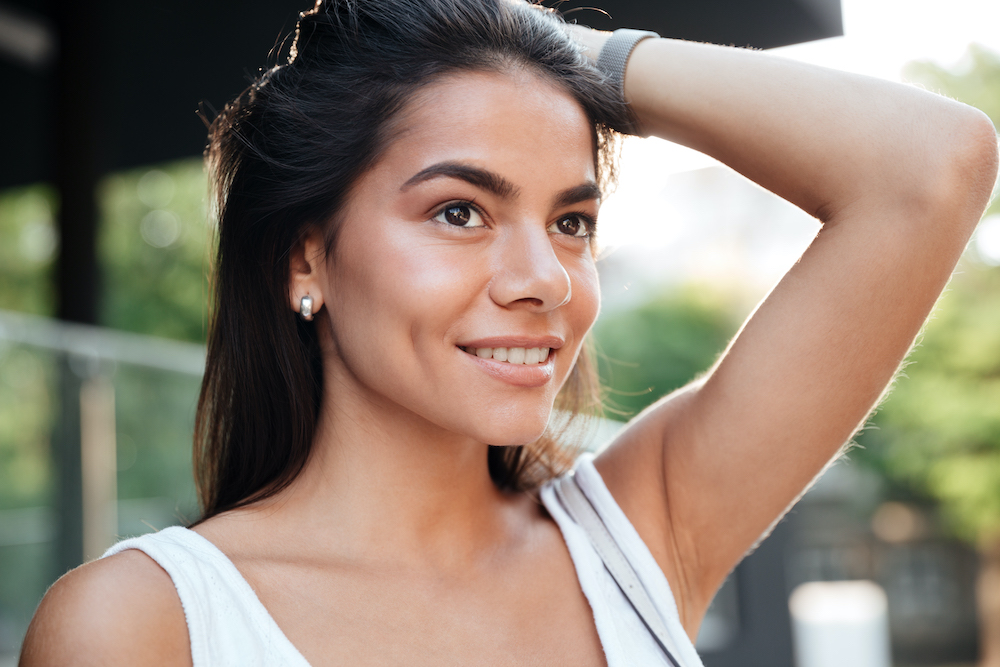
[{"x1": 258, "y1": 375, "x2": 529, "y2": 568}]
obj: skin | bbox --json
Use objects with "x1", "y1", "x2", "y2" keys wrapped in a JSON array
[{"x1": 21, "y1": 26, "x2": 998, "y2": 667}]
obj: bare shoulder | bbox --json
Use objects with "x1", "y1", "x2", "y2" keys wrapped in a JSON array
[{"x1": 20, "y1": 549, "x2": 191, "y2": 667}]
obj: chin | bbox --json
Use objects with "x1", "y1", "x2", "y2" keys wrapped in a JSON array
[{"x1": 462, "y1": 405, "x2": 553, "y2": 448}]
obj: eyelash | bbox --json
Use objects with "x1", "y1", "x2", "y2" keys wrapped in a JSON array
[
  {"x1": 551, "y1": 213, "x2": 597, "y2": 239},
  {"x1": 431, "y1": 200, "x2": 487, "y2": 228},
  {"x1": 431, "y1": 200, "x2": 597, "y2": 239}
]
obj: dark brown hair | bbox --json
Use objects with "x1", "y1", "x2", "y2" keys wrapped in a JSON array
[{"x1": 195, "y1": 0, "x2": 629, "y2": 519}]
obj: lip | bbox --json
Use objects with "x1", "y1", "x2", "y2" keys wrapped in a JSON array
[
  {"x1": 458, "y1": 335, "x2": 564, "y2": 350},
  {"x1": 461, "y1": 350, "x2": 556, "y2": 388},
  {"x1": 456, "y1": 335, "x2": 564, "y2": 388}
]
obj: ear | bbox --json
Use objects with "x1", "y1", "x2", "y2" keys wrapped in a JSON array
[{"x1": 288, "y1": 228, "x2": 327, "y2": 319}]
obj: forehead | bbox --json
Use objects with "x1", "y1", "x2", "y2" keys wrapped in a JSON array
[{"x1": 371, "y1": 69, "x2": 597, "y2": 192}]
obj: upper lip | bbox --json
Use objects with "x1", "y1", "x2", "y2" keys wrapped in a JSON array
[{"x1": 459, "y1": 336, "x2": 564, "y2": 350}]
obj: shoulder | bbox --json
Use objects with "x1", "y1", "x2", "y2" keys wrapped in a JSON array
[{"x1": 20, "y1": 548, "x2": 191, "y2": 667}]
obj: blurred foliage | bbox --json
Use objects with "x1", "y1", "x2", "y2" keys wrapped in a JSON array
[
  {"x1": 113, "y1": 364, "x2": 200, "y2": 516},
  {"x1": 99, "y1": 159, "x2": 211, "y2": 342},
  {"x1": 855, "y1": 263, "x2": 1000, "y2": 543},
  {"x1": 0, "y1": 185, "x2": 58, "y2": 316},
  {"x1": 0, "y1": 343, "x2": 55, "y2": 650},
  {"x1": 0, "y1": 159, "x2": 210, "y2": 340},
  {"x1": 593, "y1": 286, "x2": 741, "y2": 418},
  {"x1": 0, "y1": 347, "x2": 54, "y2": 510}
]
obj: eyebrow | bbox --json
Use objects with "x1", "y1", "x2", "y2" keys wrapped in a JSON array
[
  {"x1": 401, "y1": 162, "x2": 518, "y2": 199},
  {"x1": 553, "y1": 182, "x2": 602, "y2": 209},
  {"x1": 400, "y1": 161, "x2": 601, "y2": 208}
]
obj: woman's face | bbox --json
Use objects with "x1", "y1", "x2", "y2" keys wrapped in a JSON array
[{"x1": 313, "y1": 69, "x2": 601, "y2": 446}]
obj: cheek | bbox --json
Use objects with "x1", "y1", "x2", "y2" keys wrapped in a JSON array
[
  {"x1": 326, "y1": 221, "x2": 483, "y2": 367},
  {"x1": 569, "y1": 255, "x2": 601, "y2": 334}
]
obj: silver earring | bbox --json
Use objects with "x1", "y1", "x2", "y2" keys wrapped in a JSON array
[{"x1": 299, "y1": 295, "x2": 314, "y2": 321}]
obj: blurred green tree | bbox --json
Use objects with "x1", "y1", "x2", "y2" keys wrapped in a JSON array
[
  {"x1": 0, "y1": 185, "x2": 58, "y2": 316},
  {"x1": 593, "y1": 285, "x2": 740, "y2": 418},
  {"x1": 0, "y1": 158, "x2": 211, "y2": 339},
  {"x1": 0, "y1": 185, "x2": 59, "y2": 510},
  {"x1": 99, "y1": 159, "x2": 210, "y2": 343},
  {"x1": 855, "y1": 266, "x2": 1000, "y2": 542}
]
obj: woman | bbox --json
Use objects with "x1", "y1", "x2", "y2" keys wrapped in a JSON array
[{"x1": 21, "y1": 0, "x2": 997, "y2": 665}]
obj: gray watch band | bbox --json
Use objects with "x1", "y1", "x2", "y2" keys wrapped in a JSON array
[{"x1": 596, "y1": 28, "x2": 659, "y2": 134}]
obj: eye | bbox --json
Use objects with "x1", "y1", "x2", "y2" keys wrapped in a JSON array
[
  {"x1": 548, "y1": 214, "x2": 593, "y2": 238},
  {"x1": 432, "y1": 203, "x2": 486, "y2": 228}
]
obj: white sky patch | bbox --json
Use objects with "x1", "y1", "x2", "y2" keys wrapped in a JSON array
[
  {"x1": 975, "y1": 215, "x2": 1000, "y2": 266},
  {"x1": 774, "y1": 0, "x2": 1000, "y2": 80}
]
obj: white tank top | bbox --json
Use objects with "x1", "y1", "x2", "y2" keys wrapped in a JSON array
[{"x1": 103, "y1": 455, "x2": 704, "y2": 667}]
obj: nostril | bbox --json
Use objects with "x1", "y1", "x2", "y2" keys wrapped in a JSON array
[{"x1": 487, "y1": 233, "x2": 573, "y2": 310}]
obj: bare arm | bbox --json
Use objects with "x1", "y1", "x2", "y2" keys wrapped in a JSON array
[
  {"x1": 580, "y1": 32, "x2": 999, "y2": 636},
  {"x1": 19, "y1": 551, "x2": 190, "y2": 666}
]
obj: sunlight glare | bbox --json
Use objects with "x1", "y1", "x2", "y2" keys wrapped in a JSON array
[{"x1": 975, "y1": 214, "x2": 1000, "y2": 266}]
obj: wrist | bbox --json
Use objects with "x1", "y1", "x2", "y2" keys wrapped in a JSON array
[{"x1": 596, "y1": 29, "x2": 660, "y2": 135}]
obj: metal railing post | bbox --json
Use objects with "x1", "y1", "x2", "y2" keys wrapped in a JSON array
[
  {"x1": 80, "y1": 373, "x2": 117, "y2": 561},
  {"x1": 52, "y1": 353, "x2": 84, "y2": 576}
]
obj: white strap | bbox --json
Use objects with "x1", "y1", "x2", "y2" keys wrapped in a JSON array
[{"x1": 554, "y1": 474, "x2": 683, "y2": 667}]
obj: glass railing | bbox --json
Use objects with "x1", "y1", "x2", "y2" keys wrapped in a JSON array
[{"x1": 0, "y1": 309, "x2": 204, "y2": 660}]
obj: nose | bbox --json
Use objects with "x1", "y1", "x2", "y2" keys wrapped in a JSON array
[{"x1": 488, "y1": 225, "x2": 572, "y2": 312}]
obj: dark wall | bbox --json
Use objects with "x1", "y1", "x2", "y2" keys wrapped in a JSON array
[{"x1": 2, "y1": 0, "x2": 306, "y2": 188}]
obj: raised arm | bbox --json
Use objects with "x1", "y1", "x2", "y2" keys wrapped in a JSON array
[{"x1": 580, "y1": 31, "x2": 999, "y2": 636}]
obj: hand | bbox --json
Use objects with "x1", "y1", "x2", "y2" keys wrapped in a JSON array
[{"x1": 562, "y1": 23, "x2": 611, "y2": 64}]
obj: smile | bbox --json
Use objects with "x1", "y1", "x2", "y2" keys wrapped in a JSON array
[{"x1": 460, "y1": 346, "x2": 550, "y2": 365}]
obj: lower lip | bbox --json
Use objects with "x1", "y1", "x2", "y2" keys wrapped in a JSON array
[{"x1": 461, "y1": 349, "x2": 555, "y2": 388}]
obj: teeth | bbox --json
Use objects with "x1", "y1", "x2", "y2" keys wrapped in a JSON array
[{"x1": 465, "y1": 346, "x2": 549, "y2": 364}]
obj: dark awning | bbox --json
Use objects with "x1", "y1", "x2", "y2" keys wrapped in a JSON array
[{"x1": 0, "y1": 0, "x2": 841, "y2": 190}]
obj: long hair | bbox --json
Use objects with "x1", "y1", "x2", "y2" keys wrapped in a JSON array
[{"x1": 195, "y1": 0, "x2": 630, "y2": 520}]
